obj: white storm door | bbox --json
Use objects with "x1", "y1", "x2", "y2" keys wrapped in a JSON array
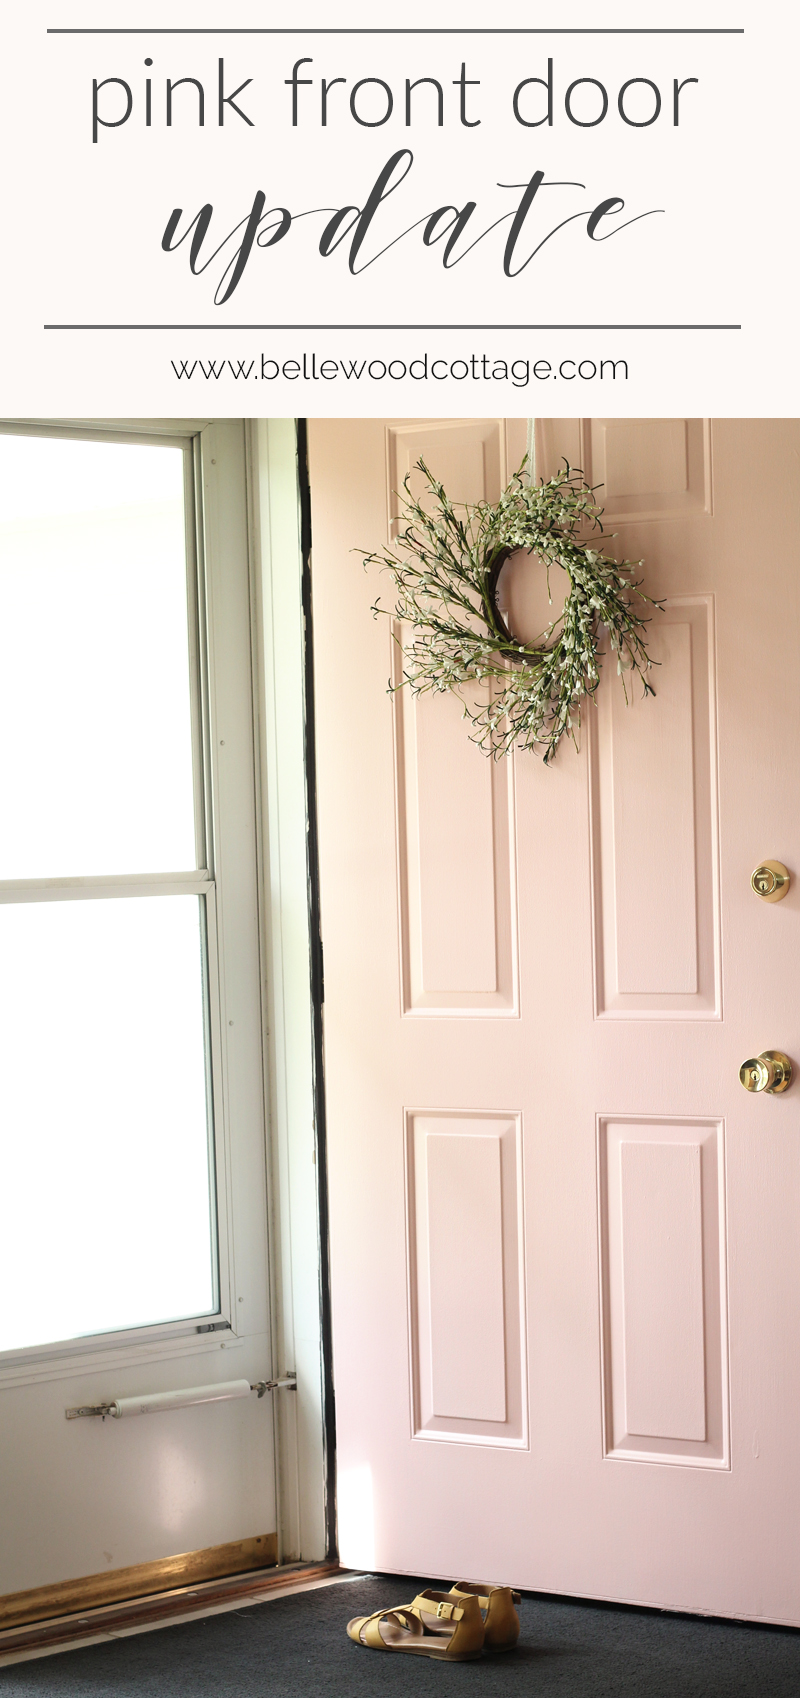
[
  {"x1": 0, "y1": 420, "x2": 275, "y2": 1598},
  {"x1": 309, "y1": 416, "x2": 800, "y2": 1627}
]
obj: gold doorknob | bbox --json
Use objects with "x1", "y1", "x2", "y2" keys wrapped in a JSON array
[
  {"x1": 739, "y1": 1050, "x2": 793, "y2": 1094},
  {"x1": 751, "y1": 861, "x2": 790, "y2": 901}
]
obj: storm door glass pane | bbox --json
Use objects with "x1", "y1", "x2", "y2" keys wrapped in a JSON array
[
  {"x1": 0, "y1": 433, "x2": 197, "y2": 879},
  {"x1": 0, "y1": 896, "x2": 215, "y2": 1352}
]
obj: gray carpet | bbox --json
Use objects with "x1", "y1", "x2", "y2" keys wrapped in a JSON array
[{"x1": 2, "y1": 1574, "x2": 800, "y2": 1697}]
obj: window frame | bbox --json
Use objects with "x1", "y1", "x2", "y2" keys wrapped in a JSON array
[{"x1": 0, "y1": 419, "x2": 268, "y2": 1386}]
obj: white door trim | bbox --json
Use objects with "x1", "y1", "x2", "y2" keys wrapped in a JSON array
[{"x1": 249, "y1": 419, "x2": 328, "y2": 1564}]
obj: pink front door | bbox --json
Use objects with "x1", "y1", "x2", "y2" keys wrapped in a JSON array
[{"x1": 309, "y1": 417, "x2": 800, "y2": 1625}]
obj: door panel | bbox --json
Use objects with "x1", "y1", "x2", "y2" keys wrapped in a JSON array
[
  {"x1": 394, "y1": 667, "x2": 518, "y2": 1015},
  {"x1": 407, "y1": 1111, "x2": 526, "y2": 1447},
  {"x1": 598, "y1": 1116, "x2": 729, "y2": 1467},
  {"x1": 310, "y1": 417, "x2": 800, "y2": 1624},
  {"x1": 386, "y1": 419, "x2": 506, "y2": 528},
  {"x1": 590, "y1": 595, "x2": 721, "y2": 1017}
]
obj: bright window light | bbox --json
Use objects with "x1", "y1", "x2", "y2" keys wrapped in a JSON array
[
  {"x1": 0, "y1": 433, "x2": 197, "y2": 880},
  {"x1": 0, "y1": 896, "x2": 215, "y2": 1352}
]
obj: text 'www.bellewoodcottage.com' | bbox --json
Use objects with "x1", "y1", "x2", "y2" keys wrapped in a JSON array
[{"x1": 168, "y1": 353, "x2": 630, "y2": 387}]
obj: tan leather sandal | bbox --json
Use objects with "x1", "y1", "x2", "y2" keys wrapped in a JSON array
[
  {"x1": 347, "y1": 1589, "x2": 484, "y2": 1660},
  {"x1": 448, "y1": 1581, "x2": 521, "y2": 1650}
]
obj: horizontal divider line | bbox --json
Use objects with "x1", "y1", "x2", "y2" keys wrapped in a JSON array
[
  {"x1": 46, "y1": 28, "x2": 746, "y2": 35},
  {"x1": 44, "y1": 324, "x2": 742, "y2": 332}
]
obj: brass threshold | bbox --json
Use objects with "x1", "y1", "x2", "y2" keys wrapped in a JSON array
[
  {"x1": 0, "y1": 1554, "x2": 341, "y2": 1661},
  {"x1": 0, "y1": 1533, "x2": 281, "y2": 1635}
]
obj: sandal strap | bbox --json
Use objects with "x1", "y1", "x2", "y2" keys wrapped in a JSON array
[
  {"x1": 409, "y1": 1593, "x2": 464, "y2": 1623},
  {"x1": 354, "y1": 1593, "x2": 470, "y2": 1650},
  {"x1": 360, "y1": 1606, "x2": 419, "y2": 1650}
]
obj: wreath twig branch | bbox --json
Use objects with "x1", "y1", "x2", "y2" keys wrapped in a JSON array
[{"x1": 362, "y1": 456, "x2": 663, "y2": 763}]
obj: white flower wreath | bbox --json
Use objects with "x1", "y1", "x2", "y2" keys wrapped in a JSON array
[{"x1": 364, "y1": 456, "x2": 662, "y2": 763}]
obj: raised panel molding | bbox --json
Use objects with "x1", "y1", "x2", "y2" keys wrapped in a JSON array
[
  {"x1": 597, "y1": 1117, "x2": 729, "y2": 1468},
  {"x1": 393, "y1": 639, "x2": 518, "y2": 1015},
  {"x1": 388, "y1": 420, "x2": 518, "y2": 1017},
  {"x1": 406, "y1": 1111, "x2": 527, "y2": 1447},
  {"x1": 581, "y1": 419, "x2": 711, "y2": 524},
  {"x1": 537, "y1": 419, "x2": 711, "y2": 525},
  {"x1": 386, "y1": 419, "x2": 507, "y2": 539},
  {"x1": 590, "y1": 595, "x2": 721, "y2": 1019}
]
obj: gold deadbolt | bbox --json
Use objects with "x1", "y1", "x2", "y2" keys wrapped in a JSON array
[
  {"x1": 751, "y1": 860, "x2": 790, "y2": 901},
  {"x1": 739, "y1": 1050, "x2": 793, "y2": 1094}
]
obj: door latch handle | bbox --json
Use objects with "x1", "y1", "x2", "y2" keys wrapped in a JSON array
[{"x1": 739, "y1": 1051, "x2": 793, "y2": 1094}]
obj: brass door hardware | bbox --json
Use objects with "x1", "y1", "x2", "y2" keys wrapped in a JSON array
[
  {"x1": 751, "y1": 861, "x2": 790, "y2": 901},
  {"x1": 739, "y1": 1051, "x2": 793, "y2": 1094}
]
